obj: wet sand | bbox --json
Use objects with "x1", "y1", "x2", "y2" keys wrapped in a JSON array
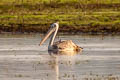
[{"x1": 0, "y1": 34, "x2": 120, "y2": 80}]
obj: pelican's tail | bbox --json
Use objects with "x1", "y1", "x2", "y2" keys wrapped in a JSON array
[{"x1": 75, "y1": 46, "x2": 83, "y2": 52}]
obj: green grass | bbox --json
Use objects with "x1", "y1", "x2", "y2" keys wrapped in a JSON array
[
  {"x1": 0, "y1": 0, "x2": 120, "y2": 4},
  {"x1": 0, "y1": 0, "x2": 120, "y2": 34},
  {"x1": 1, "y1": 12, "x2": 120, "y2": 24}
]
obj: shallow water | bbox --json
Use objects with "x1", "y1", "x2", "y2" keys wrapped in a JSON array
[{"x1": 0, "y1": 34, "x2": 120, "y2": 80}]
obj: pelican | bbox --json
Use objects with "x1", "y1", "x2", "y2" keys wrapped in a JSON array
[{"x1": 39, "y1": 22, "x2": 83, "y2": 52}]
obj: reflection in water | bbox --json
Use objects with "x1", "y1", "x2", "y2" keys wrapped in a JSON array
[
  {"x1": 50, "y1": 56, "x2": 59, "y2": 80},
  {"x1": 48, "y1": 50, "x2": 81, "y2": 56},
  {"x1": 48, "y1": 50, "x2": 79, "y2": 80}
]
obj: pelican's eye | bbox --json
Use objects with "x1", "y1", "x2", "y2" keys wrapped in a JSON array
[{"x1": 51, "y1": 23, "x2": 56, "y2": 28}]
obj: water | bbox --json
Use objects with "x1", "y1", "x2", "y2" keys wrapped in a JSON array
[{"x1": 0, "y1": 34, "x2": 120, "y2": 80}]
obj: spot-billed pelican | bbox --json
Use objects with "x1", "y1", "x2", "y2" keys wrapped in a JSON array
[{"x1": 39, "y1": 22, "x2": 83, "y2": 52}]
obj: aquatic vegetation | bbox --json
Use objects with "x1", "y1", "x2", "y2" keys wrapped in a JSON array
[
  {"x1": 15, "y1": 74, "x2": 23, "y2": 77},
  {"x1": 83, "y1": 74, "x2": 120, "y2": 80}
]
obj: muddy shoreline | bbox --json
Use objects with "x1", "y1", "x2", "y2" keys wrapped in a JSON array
[{"x1": 0, "y1": 25, "x2": 120, "y2": 35}]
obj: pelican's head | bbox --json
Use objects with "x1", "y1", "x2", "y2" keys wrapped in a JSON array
[
  {"x1": 39, "y1": 22, "x2": 59, "y2": 46},
  {"x1": 50, "y1": 21, "x2": 59, "y2": 28}
]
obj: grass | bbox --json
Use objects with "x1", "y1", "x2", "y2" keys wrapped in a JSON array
[
  {"x1": 0, "y1": 0, "x2": 120, "y2": 4},
  {"x1": 0, "y1": 0, "x2": 120, "y2": 34}
]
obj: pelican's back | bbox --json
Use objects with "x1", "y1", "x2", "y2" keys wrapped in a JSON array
[{"x1": 53, "y1": 40, "x2": 82, "y2": 52}]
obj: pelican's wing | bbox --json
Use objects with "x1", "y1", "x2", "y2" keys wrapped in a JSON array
[{"x1": 53, "y1": 40, "x2": 77, "y2": 51}]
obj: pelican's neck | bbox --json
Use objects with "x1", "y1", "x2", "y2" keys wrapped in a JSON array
[{"x1": 49, "y1": 23, "x2": 59, "y2": 46}]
